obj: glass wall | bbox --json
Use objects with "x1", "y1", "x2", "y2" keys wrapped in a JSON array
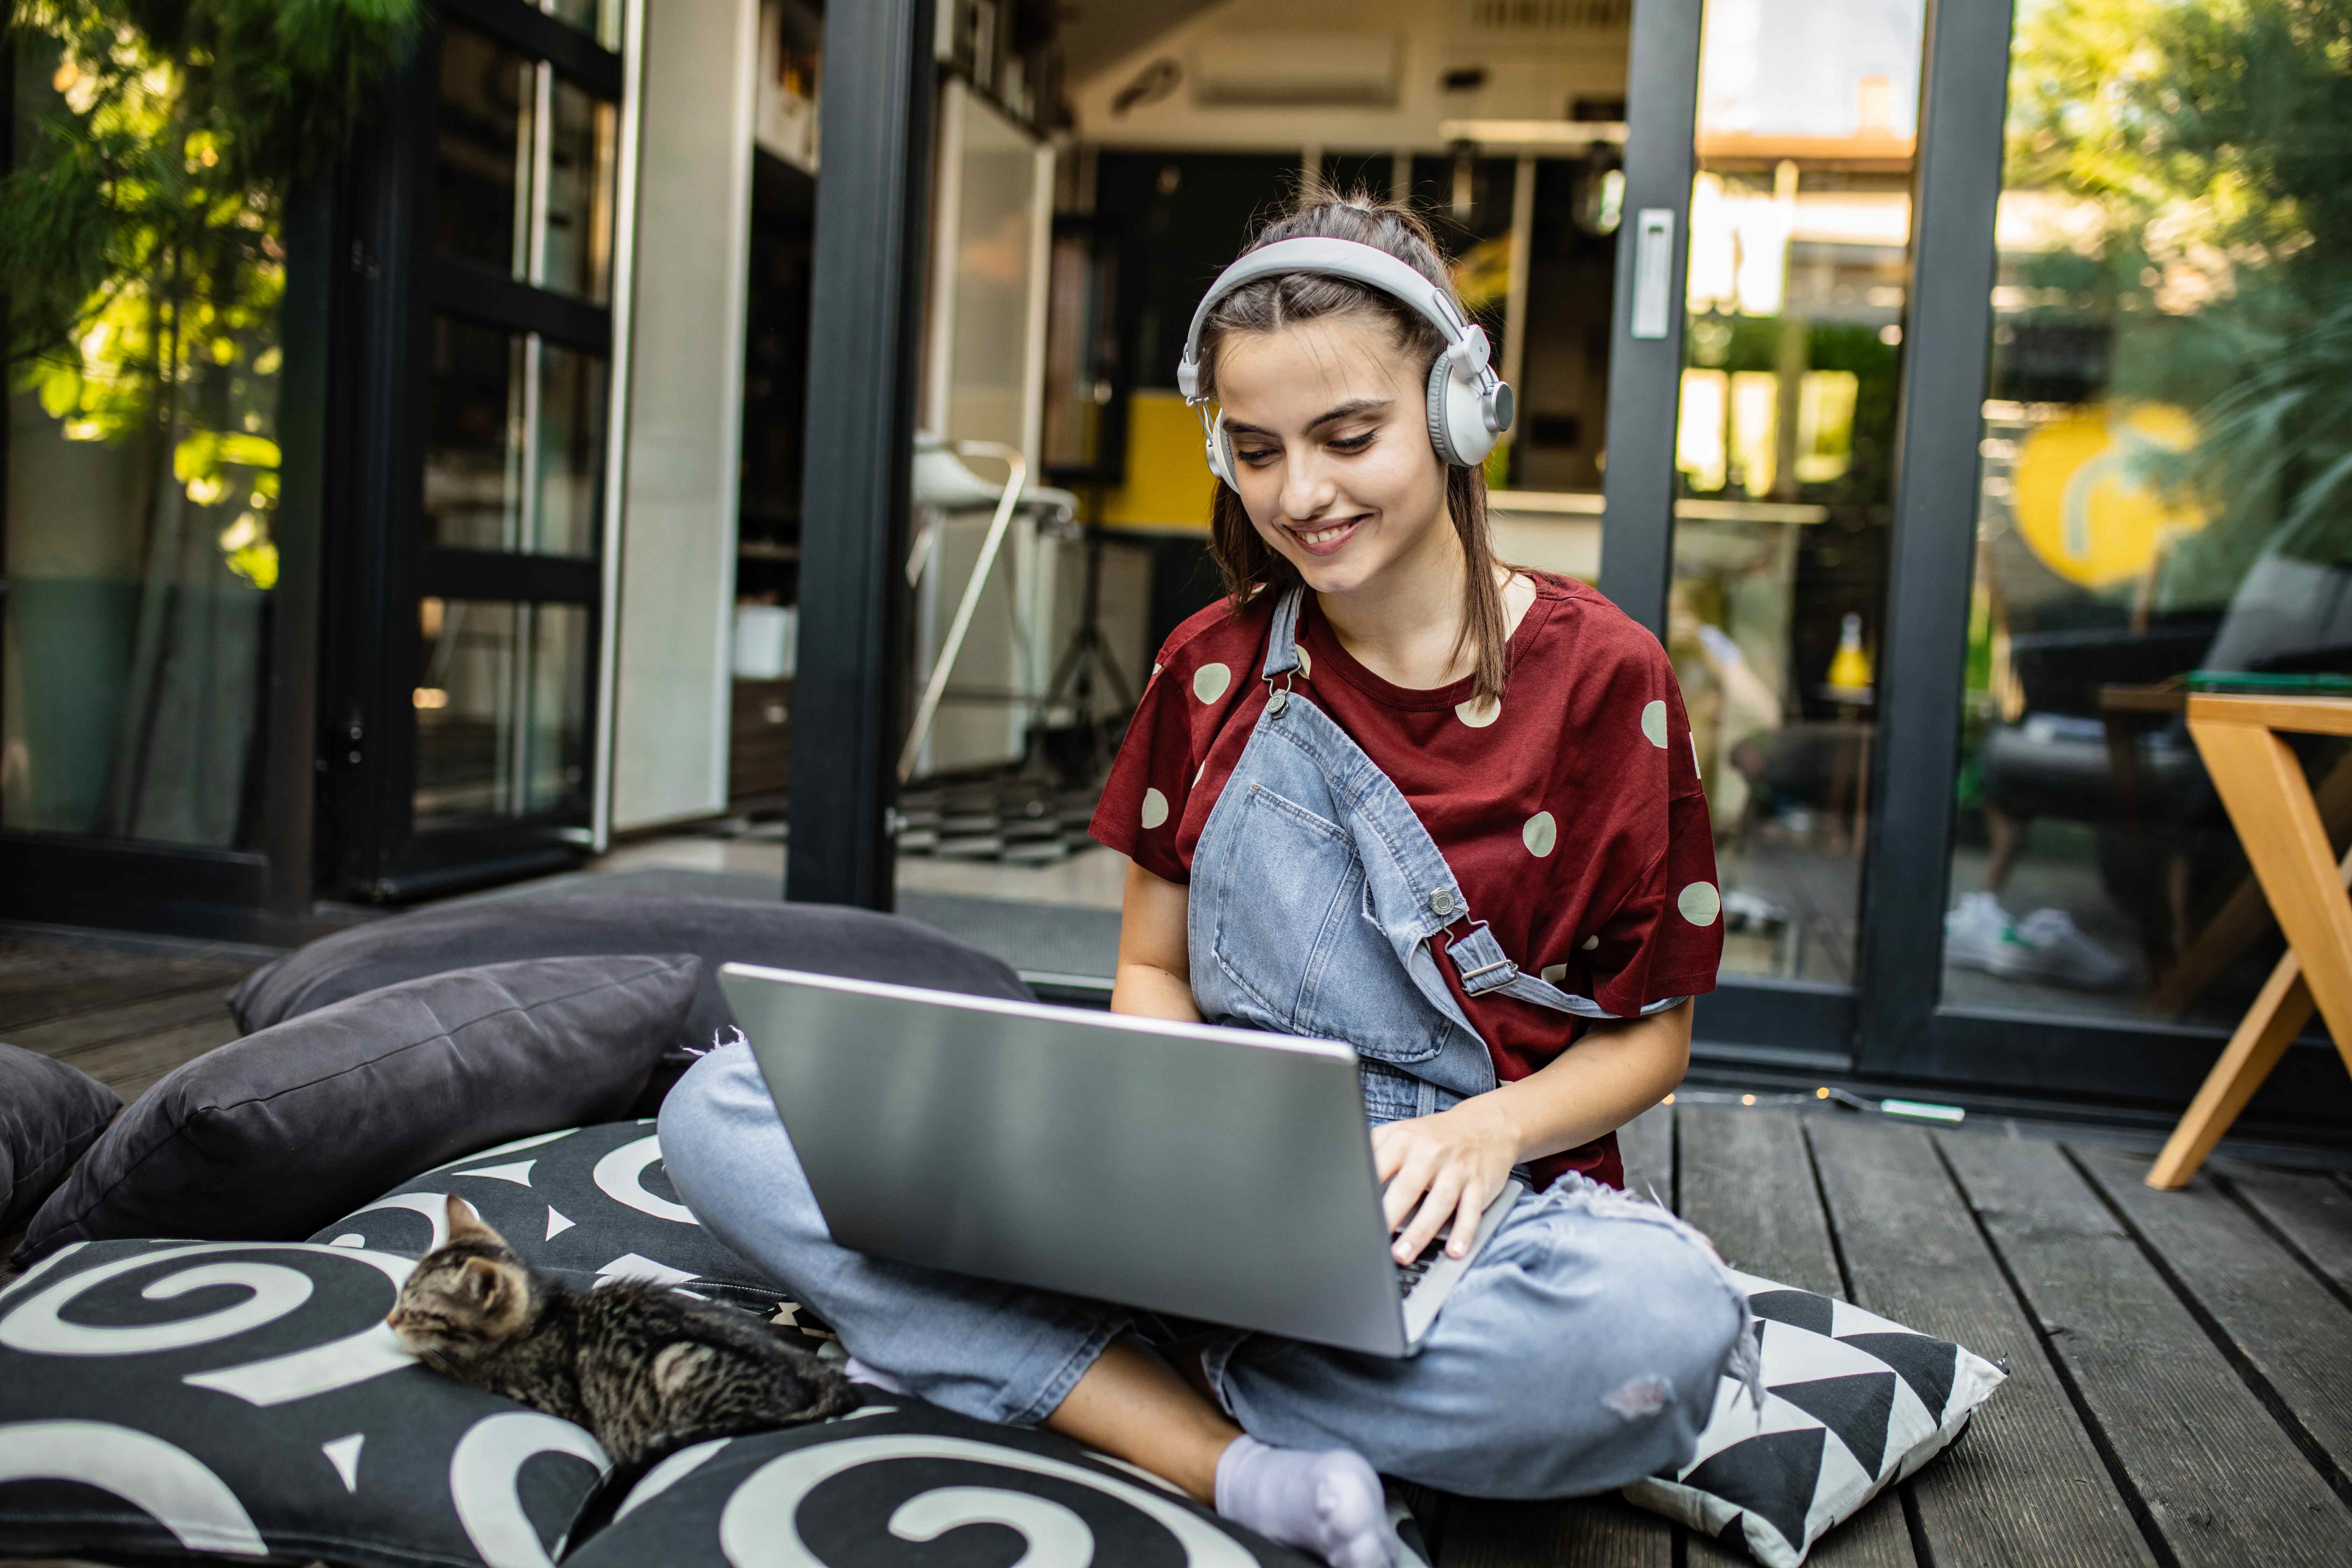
[
  {"x1": 1669, "y1": 0, "x2": 1926, "y2": 983},
  {"x1": 2, "y1": 38, "x2": 283, "y2": 849},
  {"x1": 1941, "y1": 0, "x2": 2352, "y2": 1028}
]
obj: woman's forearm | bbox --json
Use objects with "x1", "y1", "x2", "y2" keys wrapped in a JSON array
[
  {"x1": 1468, "y1": 1000, "x2": 1692, "y2": 1164},
  {"x1": 1112, "y1": 961, "x2": 1204, "y2": 1023}
]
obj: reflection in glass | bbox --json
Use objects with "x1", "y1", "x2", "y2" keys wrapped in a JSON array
[
  {"x1": 534, "y1": 343, "x2": 607, "y2": 557},
  {"x1": 1667, "y1": 0, "x2": 1923, "y2": 982},
  {"x1": 1, "y1": 40, "x2": 282, "y2": 848},
  {"x1": 414, "y1": 598, "x2": 590, "y2": 823},
  {"x1": 1944, "y1": 0, "x2": 2352, "y2": 1027},
  {"x1": 435, "y1": 24, "x2": 533, "y2": 278},
  {"x1": 423, "y1": 317, "x2": 526, "y2": 551},
  {"x1": 541, "y1": 76, "x2": 617, "y2": 303},
  {"x1": 545, "y1": 0, "x2": 623, "y2": 52}
]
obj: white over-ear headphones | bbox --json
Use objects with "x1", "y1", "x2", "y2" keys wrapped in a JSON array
[{"x1": 1175, "y1": 236, "x2": 1516, "y2": 490}]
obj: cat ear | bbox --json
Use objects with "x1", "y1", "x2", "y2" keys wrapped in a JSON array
[
  {"x1": 445, "y1": 1194, "x2": 503, "y2": 1247},
  {"x1": 458, "y1": 1256, "x2": 509, "y2": 1308}
]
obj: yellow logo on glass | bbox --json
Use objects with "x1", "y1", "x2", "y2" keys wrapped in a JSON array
[{"x1": 2011, "y1": 404, "x2": 2207, "y2": 589}]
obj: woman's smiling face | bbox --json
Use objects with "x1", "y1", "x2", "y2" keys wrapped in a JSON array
[{"x1": 1213, "y1": 313, "x2": 1453, "y2": 599}]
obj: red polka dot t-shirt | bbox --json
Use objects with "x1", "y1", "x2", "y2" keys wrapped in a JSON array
[{"x1": 1089, "y1": 573, "x2": 1722, "y2": 1191}]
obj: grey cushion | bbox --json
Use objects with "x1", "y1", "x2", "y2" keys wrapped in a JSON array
[
  {"x1": 226, "y1": 891, "x2": 1034, "y2": 1051},
  {"x1": 0, "y1": 1238, "x2": 610, "y2": 1567},
  {"x1": 0, "y1": 1045, "x2": 121, "y2": 1234},
  {"x1": 14, "y1": 955, "x2": 699, "y2": 1266}
]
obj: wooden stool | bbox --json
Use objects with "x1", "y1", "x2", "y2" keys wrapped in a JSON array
[{"x1": 2147, "y1": 694, "x2": 2352, "y2": 1188}]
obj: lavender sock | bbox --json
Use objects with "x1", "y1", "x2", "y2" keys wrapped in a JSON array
[{"x1": 1213, "y1": 1434, "x2": 1393, "y2": 1568}]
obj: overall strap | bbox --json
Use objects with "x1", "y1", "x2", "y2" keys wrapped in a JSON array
[{"x1": 1261, "y1": 586, "x2": 1305, "y2": 681}]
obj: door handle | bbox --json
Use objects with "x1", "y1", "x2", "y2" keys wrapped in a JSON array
[{"x1": 1630, "y1": 208, "x2": 1676, "y2": 341}]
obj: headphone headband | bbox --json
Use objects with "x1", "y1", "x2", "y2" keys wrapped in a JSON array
[
  {"x1": 1176, "y1": 234, "x2": 1514, "y2": 483},
  {"x1": 1176, "y1": 237, "x2": 1479, "y2": 401}
]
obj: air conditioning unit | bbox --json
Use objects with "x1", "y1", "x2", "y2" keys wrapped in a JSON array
[{"x1": 1190, "y1": 32, "x2": 1402, "y2": 108}]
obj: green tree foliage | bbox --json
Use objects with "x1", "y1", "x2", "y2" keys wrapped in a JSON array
[
  {"x1": 2004, "y1": 0, "x2": 2352, "y2": 596},
  {"x1": 2, "y1": 0, "x2": 418, "y2": 588}
]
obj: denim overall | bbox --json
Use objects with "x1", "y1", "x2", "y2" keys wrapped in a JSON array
[{"x1": 660, "y1": 589, "x2": 1749, "y2": 1498}]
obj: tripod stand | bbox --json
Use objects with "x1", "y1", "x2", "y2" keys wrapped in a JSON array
[{"x1": 1038, "y1": 517, "x2": 1136, "y2": 783}]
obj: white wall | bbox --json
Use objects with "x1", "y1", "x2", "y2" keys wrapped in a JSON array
[{"x1": 608, "y1": 0, "x2": 758, "y2": 832}]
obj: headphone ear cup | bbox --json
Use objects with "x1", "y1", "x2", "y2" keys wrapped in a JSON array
[
  {"x1": 1428, "y1": 356, "x2": 1500, "y2": 469},
  {"x1": 1426, "y1": 356, "x2": 1460, "y2": 465},
  {"x1": 1207, "y1": 409, "x2": 1239, "y2": 490}
]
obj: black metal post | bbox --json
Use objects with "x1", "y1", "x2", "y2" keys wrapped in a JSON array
[
  {"x1": 1595, "y1": 0, "x2": 1703, "y2": 637},
  {"x1": 786, "y1": 0, "x2": 936, "y2": 909},
  {"x1": 1854, "y1": 0, "x2": 2016, "y2": 1069}
]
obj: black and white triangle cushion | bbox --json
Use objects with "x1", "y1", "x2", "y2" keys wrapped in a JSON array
[
  {"x1": 1624, "y1": 1269, "x2": 2004, "y2": 1568},
  {"x1": 309, "y1": 1121, "x2": 793, "y2": 1318},
  {"x1": 0, "y1": 1238, "x2": 610, "y2": 1567}
]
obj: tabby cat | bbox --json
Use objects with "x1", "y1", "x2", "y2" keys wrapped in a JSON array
[{"x1": 386, "y1": 1195, "x2": 856, "y2": 1465}]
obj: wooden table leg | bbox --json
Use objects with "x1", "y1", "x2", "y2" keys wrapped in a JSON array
[
  {"x1": 2146, "y1": 950, "x2": 2312, "y2": 1188},
  {"x1": 2166, "y1": 718, "x2": 2352, "y2": 1184}
]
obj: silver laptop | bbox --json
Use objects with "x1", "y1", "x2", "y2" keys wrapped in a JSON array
[{"x1": 718, "y1": 963, "x2": 1522, "y2": 1357}]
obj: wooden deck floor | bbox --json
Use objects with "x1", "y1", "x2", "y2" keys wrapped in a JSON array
[{"x1": 5, "y1": 926, "x2": 2350, "y2": 1567}]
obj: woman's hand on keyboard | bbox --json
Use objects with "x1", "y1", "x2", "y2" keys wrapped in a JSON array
[{"x1": 1371, "y1": 1099, "x2": 1519, "y2": 1265}]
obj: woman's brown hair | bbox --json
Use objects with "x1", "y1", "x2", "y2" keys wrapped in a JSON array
[{"x1": 1195, "y1": 189, "x2": 1513, "y2": 700}]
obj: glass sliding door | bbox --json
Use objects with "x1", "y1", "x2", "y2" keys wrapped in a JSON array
[
  {"x1": 1935, "y1": 2, "x2": 2352, "y2": 1035},
  {"x1": 1667, "y1": 0, "x2": 1926, "y2": 987},
  {"x1": 323, "y1": 0, "x2": 625, "y2": 901}
]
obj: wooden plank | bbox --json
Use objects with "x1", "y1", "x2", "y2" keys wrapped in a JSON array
[
  {"x1": 1619, "y1": 1102, "x2": 1674, "y2": 1206},
  {"x1": 1939, "y1": 1132, "x2": 2352, "y2": 1563},
  {"x1": 1675, "y1": 1107, "x2": 1916, "y2": 1568},
  {"x1": 0, "y1": 944, "x2": 252, "y2": 1034},
  {"x1": 6, "y1": 985, "x2": 237, "y2": 1062},
  {"x1": 2212, "y1": 1159, "x2": 2352, "y2": 1301},
  {"x1": 59, "y1": 1014, "x2": 241, "y2": 1103},
  {"x1": 1675, "y1": 1105, "x2": 1841, "y2": 1296},
  {"x1": 2074, "y1": 1144, "x2": 2352, "y2": 1483},
  {"x1": 1438, "y1": 1495, "x2": 1671, "y2": 1568},
  {"x1": 1810, "y1": 1119, "x2": 2155, "y2": 1568}
]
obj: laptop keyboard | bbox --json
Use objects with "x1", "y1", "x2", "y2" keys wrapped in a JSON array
[{"x1": 1395, "y1": 1234, "x2": 1447, "y2": 1294}]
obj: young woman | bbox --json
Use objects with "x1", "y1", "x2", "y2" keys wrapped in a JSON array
[{"x1": 662, "y1": 195, "x2": 1748, "y2": 1568}]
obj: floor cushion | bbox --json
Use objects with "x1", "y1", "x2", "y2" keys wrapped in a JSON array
[
  {"x1": 226, "y1": 891, "x2": 1035, "y2": 1054},
  {"x1": 0, "y1": 1045, "x2": 120, "y2": 1236},
  {"x1": 0, "y1": 1238, "x2": 610, "y2": 1567},
  {"x1": 311, "y1": 1120, "x2": 793, "y2": 1316},
  {"x1": 1624, "y1": 1268, "x2": 2005, "y2": 1567},
  {"x1": 562, "y1": 1394, "x2": 1318, "y2": 1567},
  {"x1": 15, "y1": 955, "x2": 700, "y2": 1268}
]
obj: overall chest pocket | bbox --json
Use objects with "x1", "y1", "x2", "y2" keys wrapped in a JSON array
[{"x1": 1207, "y1": 784, "x2": 1449, "y2": 1065}]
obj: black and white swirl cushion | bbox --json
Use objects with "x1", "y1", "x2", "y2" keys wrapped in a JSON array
[
  {"x1": 310, "y1": 1121, "x2": 792, "y2": 1317},
  {"x1": 0, "y1": 1238, "x2": 609, "y2": 1567},
  {"x1": 1624, "y1": 1269, "x2": 2006, "y2": 1568},
  {"x1": 565, "y1": 1396, "x2": 1318, "y2": 1568}
]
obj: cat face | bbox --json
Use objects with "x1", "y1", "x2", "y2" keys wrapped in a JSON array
[{"x1": 385, "y1": 1196, "x2": 537, "y2": 1367}]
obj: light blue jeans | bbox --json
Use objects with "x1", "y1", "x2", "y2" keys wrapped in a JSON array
[{"x1": 659, "y1": 1042, "x2": 1746, "y2": 1498}]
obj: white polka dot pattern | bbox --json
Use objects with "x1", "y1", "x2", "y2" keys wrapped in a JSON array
[
  {"x1": 1541, "y1": 962, "x2": 1567, "y2": 984},
  {"x1": 1455, "y1": 695, "x2": 1501, "y2": 728},
  {"x1": 1522, "y1": 812, "x2": 1558, "y2": 857},
  {"x1": 1296, "y1": 646, "x2": 1312, "y2": 678},
  {"x1": 1193, "y1": 663, "x2": 1231, "y2": 703},
  {"x1": 1641, "y1": 699, "x2": 1668, "y2": 748},
  {"x1": 1678, "y1": 881, "x2": 1722, "y2": 925},
  {"x1": 1582, "y1": 934, "x2": 1600, "y2": 951},
  {"x1": 1140, "y1": 788, "x2": 1169, "y2": 830}
]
